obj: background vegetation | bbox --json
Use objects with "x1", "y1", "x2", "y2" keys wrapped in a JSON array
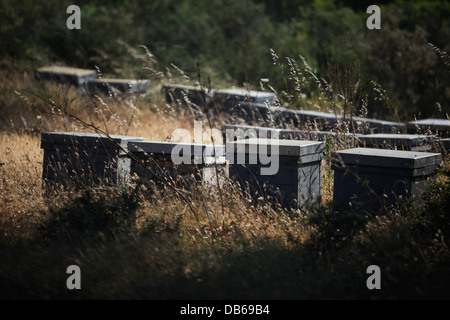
[
  {"x1": 0, "y1": 0, "x2": 449, "y2": 300},
  {"x1": 1, "y1": 0, "x2": 449, "y2": 123}
]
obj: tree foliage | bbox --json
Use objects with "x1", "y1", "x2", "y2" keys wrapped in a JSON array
[{"x1": 0, "y1": 0, "x2": 448, "y2": 120}]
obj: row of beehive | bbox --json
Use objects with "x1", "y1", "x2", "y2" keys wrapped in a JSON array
[
  {"x1": 162, "y1": 83, "x2": 450, "y2": 137},
  {"x1": 33, "y1": 66, "x2": 450, "y2": 137},
  {"x1": 41, "y1": 131, "x2": 442, "y2": 213},
  {"x1": 222, "y1": 124, "x2": 450, "y2": 153},
  {"x1": 35, "y1": 66, "x2": 150, "y2": 95}
]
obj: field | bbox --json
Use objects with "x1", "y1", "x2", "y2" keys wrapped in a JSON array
[
  {"x1": 1, "y1": 0, "x2": 450, "y2": 301},
  {"x1": 1, "y1": 65, "x2": 449, "y2": 300}
]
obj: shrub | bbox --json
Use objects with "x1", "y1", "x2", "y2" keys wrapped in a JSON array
[{"x1": 41, "y1": 187, "x2": 140, "y2": 242}]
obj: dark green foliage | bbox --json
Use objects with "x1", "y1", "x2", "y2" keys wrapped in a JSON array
[
  {"x1": 413, "y1": 165, "x2": 450, "y2": 240},
  {"x1": 307, "y1": 206, "x2": 371, "y2": 250},
  {"x1": 41, "y1": 187, "x2": 140, "y2": 242},
  {"x1": 364, "y1": 3, "x2": 450, "y2": 120},
  {"x1": 1, "y1": 0, "x2": 448, "y2": 120},
  {"x1": 1, "y1": 0, "x2": 449, "y2": 299}
]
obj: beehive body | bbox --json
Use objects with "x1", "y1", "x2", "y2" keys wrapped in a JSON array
[
  {"x1": 358, "y1": 133, "x2": 435, "y2": 151},
  {"x1": 41, "y1": 132, "x2": 143, "y2": 188},
  {"x1": 222, "y1": 124, "x2": 360, "y2": 150},
  {"x1": 332, "y1": 148, "x2": 442, "y2": 212},
  {"x1": 127, "y1": 141, "x2": 226, "y2": 188},
  {"x1": 87, "y1": 79, "x2": 150, "y2": 95},
  {"x1": 162, "y1": 84, "x2": 209, "y2": 110},
  {"x1": 35, "y1": 66, "x2": 97, "y2": 87},
  {"x1": 213, "y1": 89, "x2": 276, "y2": 111},
  {"x1": 227, "y1": 138, "x2": 325, "y2": 209},
  {"x1": 407, "y1": 118, "x2": 450, "y2": 137}
]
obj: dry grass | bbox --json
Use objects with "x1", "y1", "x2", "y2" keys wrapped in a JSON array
[
  {"x1": 1, "y1": 61, "x2": 449, "y2": 300},
  {"x1": 0, "y1": 130, "x2": 312, "y2": 243},
  {"x1": 0, "y1": 133, "x2": 45, "y2": 240}
]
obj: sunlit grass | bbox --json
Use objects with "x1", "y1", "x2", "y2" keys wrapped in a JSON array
[{"x1": 1, "y1": 57, "x2": 449, "y2": 299}]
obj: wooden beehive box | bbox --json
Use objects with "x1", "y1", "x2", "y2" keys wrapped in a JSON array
[
  {"x1": 407, "y1": 118, "x2": 450, "y2": 137},
  {"x1": 223, "y1": 124, "x2": 279, "y2": 142},
  {"x1": 437, "y1": 138, "x2": 450, "y2": 154},
  {"x1": 87, "y1": 78, "x2": 150, "y2": 96},
  {"x1": 228, "y1": 102, "x2": 274, "y2": 126},
  {"x1": 358, "y1": 134, "x2": 435, "y2": 151},
  {"x1": 127, "y1": 141, "x2": 226, "y2": 188},
  {"x1": 213, "y1": 88, "x2": 276, "y2": 112},
  {"x1": 352, "y1": 117, "x2": 406, "y2": 134},
  {"x1": 331, "y1": 147, "x2": 442, "y2": 212},
  {"x1": 291, "y1": 109, "x2": 341, "y2": 130},
  {"x1": 226, "y1": 138, "x2": 326, "y2": 209},
  {"x1": 35, "y1": 66, "x2": 97, "y2": 88},
  {"x1": 270, "y1": 108, "x2": 342, "y2": 131},
  {"x1": 222, "y1": 124, "x2": 360, "y2": 149},
  {"x1": 41, "y1": 132, "x2": 143, "y2": 188},
  {"x1": 162, "y1": 83, "x2": 210, "y2": 111}
]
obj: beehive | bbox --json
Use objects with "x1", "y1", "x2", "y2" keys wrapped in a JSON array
[
  {"x1": 41, "y1": 132, "x2": 143, "y2": 188},
  {"x1": 222, "y1": 124, "x2": 360, "y2": 149},
  {"x1": 127, "y1": 141, "x2": 226, "y2": 188},
  {"x1": 332, "y1": 148, "x2": 442, "y2": 212},
  {"x1": 228, "y1": 102, "x2": 274, "y2": 126},
  {"x1": 213, "y1": 88, "x2": 276, "y2": 112},
  {"x1": 407, "y1": 118, "x2": 450, "y2": 137},
  {"x1": 358, "y1": 133, "x2": 435, "y2": 151},
  {"x1": 35, "y1": 66, "x2": 97, "y2": 88},
  {"x1": 87, "y1": 79, "x2": 150, "y2": 95},
  {"x1": 352, "y1": 117, "x2": 405, "y2": 134},
  {"x1": 162, "y1": 84, "x2": 209, "y2": 108},
  {"x1": 227, "y1": 138, "x2": 325, "y2": 209}
]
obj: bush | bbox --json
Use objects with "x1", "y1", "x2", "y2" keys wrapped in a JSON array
[{"x1": 41, "y1": 187, "x2": 140, "y2": 242}]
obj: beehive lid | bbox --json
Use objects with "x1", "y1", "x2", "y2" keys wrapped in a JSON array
[
  {"x1": 128, "y1": 141, "x2": 226, "y2": 164},
  {"x1": 226, "y1": 138, "x2": 325, "y2": 157},
  {"x1": 214, "y1": 89, "x2": 276, "y2": 105},
  {"x1": 333, "y1": 147, "x2": 441, "y2": 169},
  {"x1": 222, "y1": 124, "x2": 360, "y2": 142},
  {"x1": 354, "y1": 117, "x2": 405, "y2": 127},
  {"x1": 162, "y1": 83, "x2": 205, "y2": 91},
  {"x1": 36, "y1": 66, "x2": 97, "y2": 76},
  {"x1": 215, "y1": 88, "x2": 275, "y2": 98},
  {"x1": 88, "y1": 78, "x2": 149, "y2": 84},
  {"x1": 223, "y1": 124, "x2": 279, "y2": 139},
  {"x1": 407, "y1": 118, "x2": 450, "y2": 131},
  {"x1": 295, "y1": 109, "x2": 342, "y2": 120},
  {"x1": 359, "y1": 134, "x2": 434, "y2": 147},
  {"x1": 41, "y1": 132, "x2": 143, "y2": 149}
]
